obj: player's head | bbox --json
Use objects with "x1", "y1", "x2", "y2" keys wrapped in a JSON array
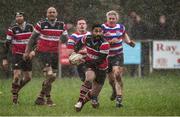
[
  {"x1": 47, "y1": 7, "x2": 58, "y2": 21},
  {"x1": 15, "y1": 12, "x2": 25, "y2": 24},
  {"x1": 159, "y1": 15, "x2": 166, "y2": 24},
  {"x1": 106, "y1": 10, "x2": 119, "y2": 25},
  {"x1": 76, "y1": 17, "x2": 87, "y2": 33},
  {"x1": 92, "y1": 24, "x2": 103, "y2": 40}
]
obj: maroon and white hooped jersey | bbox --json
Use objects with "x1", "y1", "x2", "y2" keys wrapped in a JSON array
[
  {"x1": 75, "y1": 35, "x2": 110, "y2": 70},
  {"x1": 6, "y1": 22, "x2": 33, "y2": 54},
  {"x1": 34, "y1": 18, "x2": 68, "y2": 53}
]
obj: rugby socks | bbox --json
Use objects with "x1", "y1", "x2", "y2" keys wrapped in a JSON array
[
  {"x1": 11, "y1": 82, "x2": 20, "y2": 104},
  {"x1": 78, "y1": 81, "x2": 92, "y2": 102},
  {"x1": 82, "y1": 90, "x2": 92, "y2": 104}
]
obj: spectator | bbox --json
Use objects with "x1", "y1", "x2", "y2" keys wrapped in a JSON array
[
  {"x1": 130, "y1": 15, "x2": 149, "y2": 77},
  {"x1": 124, "y1": 11, "x2": 137, "y2": 38},
  {"x1": 154, "y1": 15, "x2": 174, "y2": 39}
]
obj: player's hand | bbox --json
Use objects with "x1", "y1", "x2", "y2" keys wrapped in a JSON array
[
  {"x1": 129, "y1": 40, "x2": 136, "y2": 47},
  {"x1": 78, "y1": 58, "x2": 86, "y2": 64},
  {"x1": 23, "y1": 52, "x2": 30, "y2": 61},
  {"x1": 29, "y1": 51, "x2": 36, "y2": 60},
  {"x1": 109, "y1": 38, "x2": 119, "y2": 44},
  {"x1": 2, "y1": 59, "x2": 8, "y2": 70},
  {"x1": 78, "y1": 48, "x2": 87, "y2": 54}
]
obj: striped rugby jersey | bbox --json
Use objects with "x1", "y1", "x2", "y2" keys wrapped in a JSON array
[
  {"x1": 102, "y1": 23, "x2": 126, "y2": 56},
  {"x1": 6, "y1": 22, "x2": 33, "y2": 54},
  {"x1": 34, "y1": 18, "x2": 67, "y2": 53},
  {"x1": 67, "y1": 31, "x2": 91, "y2": 50},
  {"x1": 75, "y1": 35, "x2": 110, "y2": 70}
]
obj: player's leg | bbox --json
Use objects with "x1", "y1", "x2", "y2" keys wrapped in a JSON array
[
  {"x1": 34, "y1": 53, "x2": 48, "y2": 105},
  {"x1": 11, "y1": 69, "x2": 21, "y2": 104},
  {"x1": 91, "y1": 69, "x2": 106, "y2": 108},
  {"x1": 19, "y1": 59, "x2": 32, "y2": 91},
  {"x1": 35, "y1": 53, "x2": 57, "y2": 106},
  {"x1": 75, "y1": 68, "x2": 95, "y2": 112},
  {"x1": 107, "y1": 72, "x2": 116, "y2": 101},
  {"x1": 11, "y1": 54, "x2": 22, "y2": 104},
  {"x1": 113, "y1": 66, "x2": 124, "y2": 107},
  {"x1": 19, "y1": 71, "x2": 31, "y2": 91},
  {"x1": 107, "y1": 57, "x2": 116, "y2": 101},
  {"x1": 109, "y1": 54, "x2": 124, "y2": 107},
  {"x1": 35, "y1": 66, "x2": 56, "y2": 106},
  {"x1": 77, "y1": 63, "x2": 86, "y2": 82},
  {"x1": 44, "y1": 67, "x2": 56, "y2": 106}
]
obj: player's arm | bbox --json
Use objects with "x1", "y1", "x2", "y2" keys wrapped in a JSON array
[
  {"x1": 2, "y1": 28, "x2": 13, "y2": 67},
  {"x1": 2, "y1": 40, "x2": 11, "y2": 68},
  {"x1": 67, "y1": 35, "x2": 76, "y2": 56},
  {"x1": 60, "y1": 23, "x2": 68, "y2": 43},
  {"x1": 124, "y1": 33, "x2": 135, "y2": 47},
  {"x1": 24, "y1": 31, "x2": 40, "y2": 60},
  {"x1": 25, "y1": 31, "x2": 40, "y2": 54},
  {"x1": 74, "y1": 38, "x2": 84, "y2": 53}
]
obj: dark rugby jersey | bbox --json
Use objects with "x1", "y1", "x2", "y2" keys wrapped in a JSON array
[
  {"x1": 6, "y1": 22, "x2": 33, "y2": 54},
  {"x1": 75, "y1": 35, "x2": 110, "y2": 70}
]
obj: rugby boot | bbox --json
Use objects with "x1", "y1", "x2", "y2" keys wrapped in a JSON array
[
  {"x1": 74, "y1": 101, "x2": 84, "y2": 112},
  {"x1": 116, "y1": 96, "x2": 123, "y2": 108},
  {"x1": 35, "y1": 97, "x2": 45, "y2": 105}
]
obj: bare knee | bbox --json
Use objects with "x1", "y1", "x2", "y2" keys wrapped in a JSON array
[
  {"x1": 113, "y1": 67, "x2": 124, "y2": 78},
  {"x1": 46, "y1": 70, "x2": 56, "y2": 83},
  {"x1": 23, "y1": 72, "x2": 32, "y2": 81},
  {"x1": 13, "y1": 70, "x2": 21, "y2": 83},
  {"x1": 85, "y1": 69, "x2": 95, "y2": 82}
]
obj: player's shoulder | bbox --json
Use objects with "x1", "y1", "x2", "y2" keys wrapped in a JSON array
[
  {"x1": 9, "y1": 23, "x2": 19, "y2": 29},
  {"x1": 56, "y1": 20, "x2": 65, "y2": 24},
  {"x1": 101, "y1": 23, "x2": 107, "y2": 28},
  {"x1": 86, "y1": 31, "x2": 91, "y2": 35},
  {"x1": 117, "y1": 23, "x2": 125, "y2": 29},
  {"x1": 86, "y1": 34, "x2": 92, "y2": 40},
  {"x1": 26, "y1": 22, "x2": 34, "y2": 28},
  {"x1": 81, "y1": 34, "x2": 92, "y2": 44},
  {"x1": 37, "y1": 18, "x2": 47, "y2": 24}
]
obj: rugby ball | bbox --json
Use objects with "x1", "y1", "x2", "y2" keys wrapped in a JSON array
[{"x1": 69, "y1": 53, "x2": 84, "y2": 65}]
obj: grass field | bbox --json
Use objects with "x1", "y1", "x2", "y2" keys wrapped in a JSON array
[{"x1": 0, "y1": 73, "x2": 180, "y2": 116}]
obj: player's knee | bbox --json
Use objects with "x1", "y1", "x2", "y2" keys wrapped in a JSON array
[
  {"x1": 85, "y1": 69, "x2": 95, "y2": 81},
  {"x1": 13, "y1": 73, "x2": 21, "y2": 83},
  {"x1": 108, "y1": 73, "x2": 115, "y2": 83},
  {"x1": 47, "y1": 72, "x2": 56, "y2": 83},
  {"x1": 115, "y1": 75, "x2": 123, "y2": 84},
  {"x1": 113, "y1": 67, "x2": 123, "y2": 78}
]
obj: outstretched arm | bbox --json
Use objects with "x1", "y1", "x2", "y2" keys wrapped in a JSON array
[{"x1": 124, "y1": 33, "x2": 135, "y2": 47}]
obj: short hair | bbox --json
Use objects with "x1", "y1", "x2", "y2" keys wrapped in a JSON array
[
  {"x1": 15, "y1": 12, "x2": 25, "y2": 17},
  {"x1": 76, "y1": 17, "x2": 87, "y2": 25},
  {"x1": 106, "y1": 10, "x2": 119, "y2": 20},
  {"x1": 92, "y1": 23, "x2": 102, "y2": 30}
]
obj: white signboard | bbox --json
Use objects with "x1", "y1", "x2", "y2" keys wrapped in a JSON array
[{"x1": 153, "y1": 41, "x2": 180, "y2": 69}]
